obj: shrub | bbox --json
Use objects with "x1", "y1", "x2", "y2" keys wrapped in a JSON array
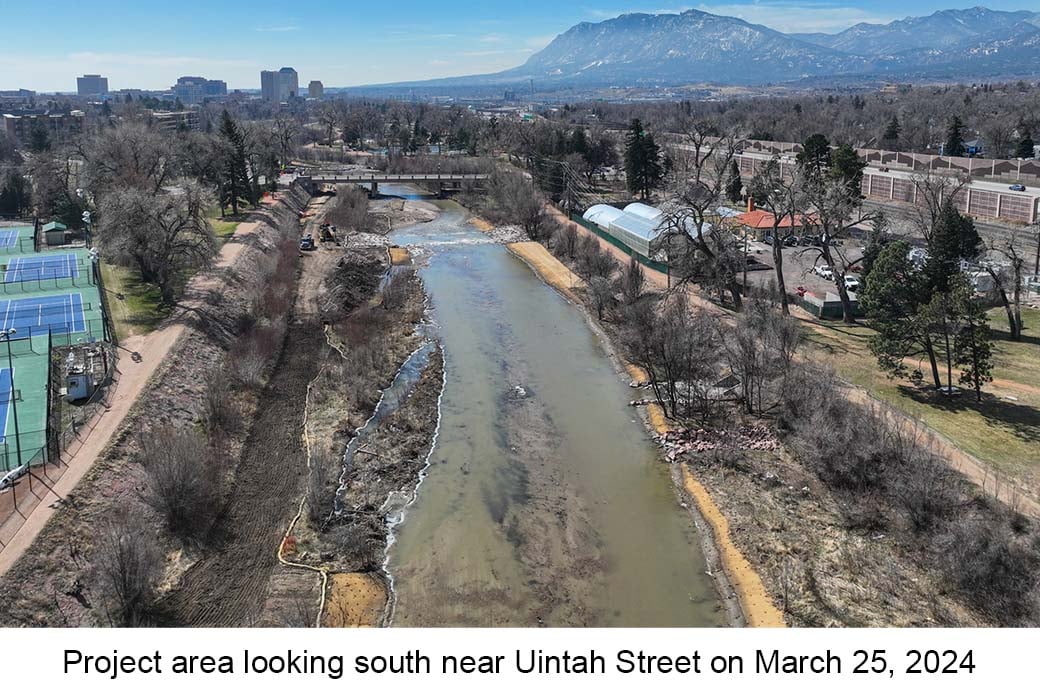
[
  {"x1": 138, "y1": 426, "x2": 222, "y2": 542},
  {"x1": 93, "y1": 511, "x2": 161, "y2": 626}
]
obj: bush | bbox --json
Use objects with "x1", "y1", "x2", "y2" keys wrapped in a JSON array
[
  {"x1": 94, "y1": 511, "x2": 161, "y2": 626},
  {"x1": 138, "y1": 426, "x2": 222, "y2": 542},
  {"x1": 202, "y1": 368, "x2": 241, "y2": 439},
  {"x1": 940, "y1": 513, "x2": 1040, "y2": 625},
  {"x1": 306, "y1": 448, "x2": 338, "y2": 527}
]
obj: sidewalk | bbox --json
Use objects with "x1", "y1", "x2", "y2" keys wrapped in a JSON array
[{"x1": 0, "y1": 220, "x2": 261, "y2": 577}]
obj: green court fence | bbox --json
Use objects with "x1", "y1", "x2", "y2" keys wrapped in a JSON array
[
  {"x1": 0, "y1": 270, "x2": 97, "y2": 294},
  {"x1": 92, "y1": 259, "x2": 118, "y2": 347}
]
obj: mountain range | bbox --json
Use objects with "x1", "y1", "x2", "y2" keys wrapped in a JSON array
[{"x1": 377, "y1": 6, "x2": 1040, "y2": 89}]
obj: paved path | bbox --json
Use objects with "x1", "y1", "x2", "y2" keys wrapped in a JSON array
[{"x1": 0, "y1": 220, "x2": 261, "y2": 577}]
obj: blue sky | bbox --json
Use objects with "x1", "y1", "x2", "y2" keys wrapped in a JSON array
[{"x1": 2, "y1": 1, "x2": 1038, "y2": 91}]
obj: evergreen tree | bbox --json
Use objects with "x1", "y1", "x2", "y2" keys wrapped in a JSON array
[
  {"x1": 218, "y1": 110, "x2": 251, "y2": 216},
  {"x1": 0, "y1": 172, "x2": 30, "y2": 216},
  {"x1": 924, "y1": 200, "x2": 981, "y2": 294},
  {"x1": 829, "y1": 144, "x2": 866, "y2": 195},
  {"x1": 860, "y1": 210, "x2": 891, "y2": 286},
  {"x1": 944, "y1": 116, "x2": 966, "y2": 157},
  {"x1": 724, "y1": 160, "x2": 743, "y2": 203},
  {"x1": 953, "y1": 285, "x2": 994, "y2": 402},
  {"x1": 624, "y1": 119, "x2": 663, "y2": 200},
  {"x1": 861, "y1": 240, "x2": 943, "y2": 389},
  {"x1": 28, "y1": 119, "x2": 50, "y2": 153},
  {"x1": 1015, "y1": 132, "x2": 1035, "y2": 159},
  {"x1": 796, "y1": 133, "x2": 831, "y2": 177},
  {"x1": 883, "y1": 115, "x2": 901, "y2": 146}
]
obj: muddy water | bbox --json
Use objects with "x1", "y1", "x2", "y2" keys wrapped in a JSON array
[{"x1": 384, "y1": 189, "x2": 722, "y2": 627}]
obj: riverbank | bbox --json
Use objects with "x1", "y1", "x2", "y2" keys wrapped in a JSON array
[
  {"x1": 505, "y1": 241, "x2": 763, "y2": 628},
  {"x1": 504, "y1": 227, "x2": 1004, "y2": 626}
]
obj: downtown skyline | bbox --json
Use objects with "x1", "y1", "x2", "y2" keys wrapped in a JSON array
[{"x1": 4, "y1": 1, "x2": 1040, "y2": 92}]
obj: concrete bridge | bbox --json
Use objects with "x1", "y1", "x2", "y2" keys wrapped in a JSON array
[{"x1": 296, "y1": 172, "x2": 488, "y2": 196}]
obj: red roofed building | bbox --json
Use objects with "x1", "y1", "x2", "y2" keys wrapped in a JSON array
[{"x1": 736, "y1": 205, "x2": 815, "y2": 241}]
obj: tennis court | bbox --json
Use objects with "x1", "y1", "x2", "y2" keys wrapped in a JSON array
[
  {"x1": 0, "y1": 293, "x2": 86, "y2": 337},
  {"x1": 0, "y1": 230, "x2": 20, "y2": 249},
  {"x1": 4, "y1": 254, "x2": 82, "y2": 283}
]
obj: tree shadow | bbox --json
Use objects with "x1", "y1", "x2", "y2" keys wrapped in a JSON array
[{"x1": 895, "y1": 384, "x2": 1040, "y2": 448}]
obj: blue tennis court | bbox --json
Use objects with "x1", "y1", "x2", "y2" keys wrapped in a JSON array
[
  {"x1": 4, "y1": 254, "x2": 81, "y2": 283},
  {"x1": 0, "y1": 293, "x2": 86, "y2": 337},
  {"x1": 0, "y1": 230, "x2": 19, "y2": 249},
  {"x1": 0, "y1": 368, "x2": 11, "y2": 445}
]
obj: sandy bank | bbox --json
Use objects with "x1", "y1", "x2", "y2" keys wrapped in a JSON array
[{"x1": 506, "y1": 242, "x2": 585, "y2": 302}]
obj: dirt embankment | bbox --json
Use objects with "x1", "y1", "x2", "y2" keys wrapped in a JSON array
[
  {"x1": 257, "y1": 194, "x2": 443, "y2": 627},
  {"x1": 0, "y1": 186, "x2": 313, "y2": 627}
]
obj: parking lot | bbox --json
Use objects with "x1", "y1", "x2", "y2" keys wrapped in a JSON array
[{"x1": 742, "y1": 235, "x2": 869, "y2": 297}]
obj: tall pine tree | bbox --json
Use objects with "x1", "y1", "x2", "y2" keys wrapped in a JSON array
[
  {"x1": 944, "y1": 116, "x2": 966, "y2": 157},
  {"x1": 624, "y1": 119, "x2": 663, "y2": 200},
  {"x1": 218, "y1": 110, "x2": 252, "y2": 216}
]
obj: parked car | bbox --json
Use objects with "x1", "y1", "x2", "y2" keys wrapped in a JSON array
[
  {"x1": 784, "y1": 236, "x2": 800, "y2": 247},
  {"x1": 0, "y1": 464, "x2": 27, "y2": 491},
  {"x1": 844, "y1": 274, "x2": 861, "y2": 292},
  {"x1": 814, "y1": 264, "x2": 834, "y2": 280},
  {"x1": 1010, "y1": 183, "x2": 1027, "y2": 192},
  {"x1": 299, "y1": 235, "x2": 315, "y2": 251}
]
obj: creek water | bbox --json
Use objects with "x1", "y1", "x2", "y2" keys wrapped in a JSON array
[{"x1": 383, "y1": 187, "x2": 722, "y2": 627}]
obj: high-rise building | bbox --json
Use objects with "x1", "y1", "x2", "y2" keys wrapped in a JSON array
[
  {"x1": 172, "y1": 76, "x2": 228, "y2": 104},
  {"x1": 308, "y1": 80, "x2": 324, "y2": 99},
  {"x1": 76, "y1": 74, "x2": 109, "y2": 96},
  {"x1": 260, "y1": 67, "x2": 299, "y2": 102}
]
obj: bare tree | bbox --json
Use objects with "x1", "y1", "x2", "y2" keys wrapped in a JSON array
[
  {"x1": 909, "y1": 171, "x2": 970, "y2": 239},
  {"x1": 748, "y1": 157, "x2": 805, "y2": 315},
  {"x1": 982, "y1": 231, "x2": 1027, "y2": 340},
  {"x1": 94, "y1": 511, "x2": 161, "y2": 626},
  {"x1": 657, "y1": 123, "x2": 745, "y2": 308},
  {"x1": 618, "y1": 255, "x2": 646, "y2": 306},
  {"x1": 97, "y1": 181, "x2": 217, "y2": 303},
  {"x1": 800, "y1": 175, "x2": 877, "y2": 323},
  {"x1": 83, "y1": 122, "x2": 176, "y2": 195},
  {"x1": 721, "y1": 299, "x2": 801, "y2": 414}
]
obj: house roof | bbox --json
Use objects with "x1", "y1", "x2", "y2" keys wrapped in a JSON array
[
  {"x1": 42, "y1": 221, "x2": 67, "y2": 232},
  {"x1": 737, "y1": 210, "x2": 813, "y2": 230}
]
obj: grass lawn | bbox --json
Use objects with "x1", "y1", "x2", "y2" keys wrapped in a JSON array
[
  {"x1": 802, "y1": 306, "x2": 1040, "y2": 488},
  {"x1": 100, "y1": 263, "x2": 172, "y2": 340},
  {"x1": 210, "y1": 218, "x2": 241, "y2": 245}
]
